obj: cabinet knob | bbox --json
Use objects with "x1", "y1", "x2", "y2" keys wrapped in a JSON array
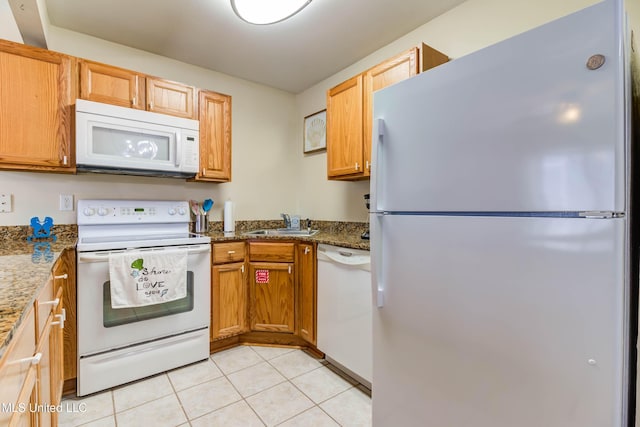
[
  {"x1": 366, "y1": 160, "x2": 371, "y2": 170},
  {"x1": 52, "y1": 313, "x2": 65, "y2": 329},
  {"x1": 355, "y1": 162, "x2": 360, "y2": 171},
  {"x1": 288, "y1": 265, "x2": 292, "y2": 274},
  {"x1": 227, "y1": 250, "x2": 236, "y2": 255},
  {"x1": 54, "y1": 274, "x2": 68, "y2": 280},
  {"x1": 304, "y1": 247, "x2": 310, "y2": 255},
  {"x1": 241, "y1": 265, "x2": 245, "y2": 273}
]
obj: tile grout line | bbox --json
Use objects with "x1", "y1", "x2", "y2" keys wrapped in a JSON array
[
  {"x1": 166, "y1": 371, "x2": 192, "y2": 427},
  {"x1": 210, "y1": 348, "x2": 269, "y2": 426},
  {"x1": 262, "y1": 349, "x2": 344, "y2": 426}
]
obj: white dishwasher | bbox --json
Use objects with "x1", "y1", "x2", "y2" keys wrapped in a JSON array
[{"x1": 317, "y1": 244, "x2": 372, "y2": 388}]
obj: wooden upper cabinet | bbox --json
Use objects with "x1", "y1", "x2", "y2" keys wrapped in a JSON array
[
  {"x1": 79, "y1": 61, "x2": 197, "y2": 119},
  {"x1": 421, "y1": 42, "x2": 449, "y2": 73},
  {"x1": 326, "y1": 44, "x2": 447, "y2": 180},
  {"x1": 0, "y1": 39, "x2": 76, "y2": 172},
  {"x1": 326, "y1": 74, "x2": 364, "y2": 179},
  {"x1": 196, "y1": 90, "x2": 232, "y2": 182},
  {"x1": 79, "y1": 60, "x2": 145, "y2": 109},
  {"x1": 147, "y1": 77, "x2": 196, "y2": 119},
  {"x1": 363, "y1": 47, "x2": 419, "y2": 177}
]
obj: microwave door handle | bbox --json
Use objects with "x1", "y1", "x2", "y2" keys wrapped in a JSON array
[{"x1": 175, "y1": 132, "x2": 181, "y2": 167}]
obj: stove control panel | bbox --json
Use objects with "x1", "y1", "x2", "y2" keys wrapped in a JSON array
[{"x1": 78, "y1": 200, "x2": 191, "y2": 225}]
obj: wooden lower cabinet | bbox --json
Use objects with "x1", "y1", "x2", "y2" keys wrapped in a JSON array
[
  {"x1": 210, "y1": 241, "x2": 320, "y2": 355},
  {"x1": 250, "y1": 262, "x2": 295, "y2": 333},
  {"x1": 211, "y1": 242, "x2": 248, "y2": 341},
  {"x1": 297, "y1": 243, "x2": 316, "y2": 345},
  {"x1": 58, "y1": 249, "x2": 77, "y2": 394},
  {"x1": 211, "y1": 261, "x2": 248, "y2": 339},
  {"x1": 0, "y1": 260, "x2": 65, "y2": 427}
]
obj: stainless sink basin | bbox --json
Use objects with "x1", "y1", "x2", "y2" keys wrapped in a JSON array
[{"x1": 243, "y1": 228, "x2": 319, "y2": 237}]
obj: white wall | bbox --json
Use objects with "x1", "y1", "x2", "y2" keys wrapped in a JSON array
[
  {"x1": 0, "y1": 0, "x2": 22, "y2": 42},
  {"x1": 0, "y1": 0, "x2": 631, "y2": 226}
]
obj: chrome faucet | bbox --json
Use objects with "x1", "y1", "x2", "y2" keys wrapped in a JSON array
[{"x1": 280, "y1": 213, "x2": 291, "y2": 229}]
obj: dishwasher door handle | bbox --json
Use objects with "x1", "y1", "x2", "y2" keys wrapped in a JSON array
[{"x1": 317, "y1": 251, "x2": 370, "y2": 267}]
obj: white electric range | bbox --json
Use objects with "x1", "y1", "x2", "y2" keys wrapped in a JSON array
[{"x1": 76, "y1": 199, "x2": 211, "y2": 396}]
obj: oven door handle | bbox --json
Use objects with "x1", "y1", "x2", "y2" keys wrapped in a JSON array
[{"x1": 78, "y1": 245, "x2": 211, "y2": 262}]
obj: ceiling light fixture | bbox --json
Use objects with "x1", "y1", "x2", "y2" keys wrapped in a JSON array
[{"x1": 231, "y1": 0, "x2": 312, "y2": 25}]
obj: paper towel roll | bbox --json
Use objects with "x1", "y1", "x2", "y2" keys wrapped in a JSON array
[{"x1": 224, "y1": 200, "x2": 234, "y2": 233}]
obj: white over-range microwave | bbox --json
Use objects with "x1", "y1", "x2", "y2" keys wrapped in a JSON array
[{"x1": 76, "y1": 99, "x2": 199, "y2": 178}]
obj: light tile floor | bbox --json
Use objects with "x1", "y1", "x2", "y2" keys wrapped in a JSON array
[{"x1": 59, "y1": 345, "x2": 372, "y2": 427}]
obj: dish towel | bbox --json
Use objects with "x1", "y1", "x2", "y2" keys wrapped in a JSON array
[{"x1": 108, "y1": 248, "x2": 188, "y2": 308}]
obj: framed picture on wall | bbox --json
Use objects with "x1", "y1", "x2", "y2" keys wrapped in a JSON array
[{"x1": 303, "y1": 109, "x2": 327, "y2": 154}]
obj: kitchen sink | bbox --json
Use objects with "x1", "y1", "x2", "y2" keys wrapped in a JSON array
[{"x1": 243, "y1": 228, "x2": 320, "y2": 237}]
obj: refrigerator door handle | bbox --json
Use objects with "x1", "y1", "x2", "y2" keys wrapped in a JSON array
[
  {"x1": 371, "y1": 213, "x2": 385, "y2": 308},
  {"x1": 370, "y1": 118, "x2": 385, "y2": 213}
]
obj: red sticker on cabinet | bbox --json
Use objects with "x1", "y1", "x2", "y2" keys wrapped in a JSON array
[{"x1": 255, "y1": 269, "x2": 269, "y2": 284}]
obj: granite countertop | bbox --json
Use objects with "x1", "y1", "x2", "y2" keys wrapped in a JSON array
[
  {"x1": 205, "y1": 220, "x2": 371, "y2": 250},
  {"x1": 0, "y1": 226, "x2": 77, "y2": 359}
]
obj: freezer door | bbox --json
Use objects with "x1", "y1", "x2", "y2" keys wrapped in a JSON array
[
  {"x1": 371, "y1": 214, "x2": 626, "y2": 427},
  {"x1": 371, "y1": 0, "x2": 626, "y2": 213}
]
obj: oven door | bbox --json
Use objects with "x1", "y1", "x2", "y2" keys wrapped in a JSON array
[{"x1": 77, "y1": 244, "x2": 210, "y2": 356}]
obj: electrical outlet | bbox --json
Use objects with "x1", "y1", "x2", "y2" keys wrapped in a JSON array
[
  {"x1": 59, "y1": 194, "x2": 74, "y2": 211},
  {"x1": 0, "y1": 193, "x2": 12, "y2": 212}
]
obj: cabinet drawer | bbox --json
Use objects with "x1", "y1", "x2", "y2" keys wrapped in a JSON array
[
  {"x1": 249, "y1": 242, "x2": 295, "y2": 262},
  {"x1": 213, "y1": 242, "x2": 246, "y2": 264}
]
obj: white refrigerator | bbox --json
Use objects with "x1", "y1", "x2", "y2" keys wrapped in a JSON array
[{"x1": 370, "y1": 0, "x2": 636, "y2": 426}]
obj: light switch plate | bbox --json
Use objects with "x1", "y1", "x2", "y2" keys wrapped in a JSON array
[{"x1": 0, "y1": 193, "x2": 12, "y2": 212}]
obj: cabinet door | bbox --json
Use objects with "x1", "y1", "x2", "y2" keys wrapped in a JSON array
[
  {"x1": 0, "y1": 308, "x2": 36, "y2": 426},
  {"x1": 35, "y1": 312, "x2": 53, "y2": 427},
  {"x1": 58, "y1": 248, "x2": 77, "y2": 385},
  {"x1": 147, "y1": 78, "x2": 196, "y2": 119},
  {"x1": 326, "y1": 74, "x2": 364, "y2": 179},
  {"x1": 0, "y1": 40, "x2": 75, "y2": 172},
  {"x1": 79, "y1": 60, "x2": 145, "y2": 109},
  {"x1": 35, "y1": 279, "x2": 64, "y2": 427},
  {"x1": 297, "y1": 243, "x2": 316, "y2": 345},
  {"x1": 196, "y1": 90, "x2": 232, "y2": 182},
  {"x1": 250, "y1": 262, "x2": 295, "y2": 333},
  {"x1": 212, "y1": 262, "x2": 247, "y2": 340},
  {"x1": 10, "y1": 371, "x2": 37, "y2": 427},
  {"x1": 363, "y1": 47, "x2": 419, "y2": 177}
]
